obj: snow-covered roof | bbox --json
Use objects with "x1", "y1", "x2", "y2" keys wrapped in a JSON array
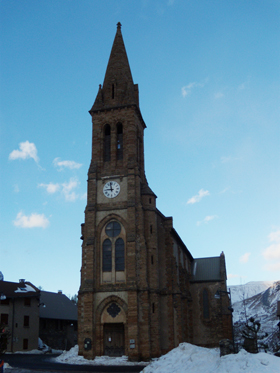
[
  {"x1": 39, "y1": 291, "x2": 77, "y2": 321},
  {"x1": 0, "y1": 280, "x2": 39, "y2": 298}
]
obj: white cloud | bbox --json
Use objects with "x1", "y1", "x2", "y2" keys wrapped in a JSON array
[
  {"x1": 214, "y1": 92, "x2": 224, "y2": 99},
  {"x1": 262, "y1": 229, "x2": 280, "y2": 266},
  {"x1": 227, "y1": 274, "x2": 240, "y2": 279},
  {"x1": 39, "y1": 182, "x2": 60, "y2": 194},
  {"x1": 13, "y1": 211, "x2": 49, "y2": 228},
  {"x1": 221, "y1": 156, "x2": 242, "y2": 164},
  {"x1": 219, "y1": 187, "x2": 230, "y2": 194},
  {"x1": 187, "y1": 189, "x2": 210, "y2": 204},
  {"x1": 9, "y1": 141, "x2": 39, "y2": 163},
  {"x1": 239, "y1": 252, "x2": 251, "y2": 264},
  {"x1": 53, "y1": 157, "x2": 82, "y2": 170},
  {"x1": 197, "y1": 215, "x2": 218, "y2": 226},
  {"x1": 13, "y1": 184, "x2": 20, "y2": 193},
  {"x1": 62, "y1": 178, "x2": 79, "y2": 201},
  {"x1": 181, "y1": 80, "x2": 207, "y2": 98},
  {"x1": 264, "y1": 262, "x2": 280, "y2": 272},
  {"x1": 80, "y1": 192, "x2": 87, "y2": 200},
  {"x1": 38, "y1": 178, "x2": 82, "y2": 201},
  {"x1": 268, "y1": 230, "x2": 280, "y2": 243},
  {"x1": 204, "y1": 215, "x2": 217, "y2": 223},
  {"x1": 262, "y1": 243, "x2": 280, "y2": 260}
]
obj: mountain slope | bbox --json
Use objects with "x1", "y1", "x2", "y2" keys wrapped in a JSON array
[
  {"x1": 231, "y1": 281, "x2": 280, "y2": 352},
  {"x1": 229, "y1": 281, "x2": 274, "y2": 305}
]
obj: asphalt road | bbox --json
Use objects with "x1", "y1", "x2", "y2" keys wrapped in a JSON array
[{"x1": 0, "y1": 354, "x2": 147, "y2": 373}]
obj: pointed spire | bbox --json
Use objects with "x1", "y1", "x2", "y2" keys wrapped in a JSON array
[{"x1": 90, "y1": 23, "x2": 139, "y2": 112}]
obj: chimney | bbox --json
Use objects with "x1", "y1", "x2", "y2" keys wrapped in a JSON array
[
  {"x1": 58, "y1": 290, "x2": 62, "y2": 294},
  {"x1": 19, "y1": 279, "x2": 25, "y2": 283}
]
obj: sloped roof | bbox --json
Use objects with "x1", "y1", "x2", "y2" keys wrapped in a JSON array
[
  {"x1": 141, "y1": 183, "x2": 157, "y2": 197},
  {"x1": 191, "y1": 256, "x2": 221, "y2": 282},
  {"x1": 171, "y1": 228, "x2": 193, "y2": 262},
  {"x1": 91, "y1": 22, "x2": 139, "y2": 112},
  {"x1": 0, "y1": 280, "x2": 40, "y2": 298},
  {"x1": 39, "y1": 291, "x2": 77, "y2": 321}
]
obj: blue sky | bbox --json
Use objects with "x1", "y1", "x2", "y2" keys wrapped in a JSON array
[{"x1": 1, "y1": 0, "x2": 279, "y2": 297}]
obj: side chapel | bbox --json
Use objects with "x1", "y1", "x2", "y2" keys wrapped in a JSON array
[{"x1": 78, "y1": 23, "x2": 232, "y2": 360}]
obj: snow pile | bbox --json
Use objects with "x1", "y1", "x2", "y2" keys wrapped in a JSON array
[
  {"x1": 141, "y1": 343, "x2": 280, "y2": 373},
  {"x1": 54, "y1": 345, "x2": 148, "y2": 366},
  {"x1": 54, "y1": 344, "x2": 280, "y2": 372}
]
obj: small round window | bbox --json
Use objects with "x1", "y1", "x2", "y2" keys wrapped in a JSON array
[{"x1": 105, "y1": 221, "x2": 121, "y2": 237}]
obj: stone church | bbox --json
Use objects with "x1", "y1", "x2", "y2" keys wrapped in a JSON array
[{"x1": 78, "y1": 23, "x2": 233, "y2": 361}]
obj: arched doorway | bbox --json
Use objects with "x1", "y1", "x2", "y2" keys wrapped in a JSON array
[
  {"x1": 103, "y1": 323, "x2": 124, "y2": 356},
  {"x1": 101, "y1": 300, "x2": 126, "y2": 356}
]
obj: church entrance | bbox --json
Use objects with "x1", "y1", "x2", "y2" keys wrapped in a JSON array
[{"x1": 103, "y1": 323, "x2": 125, "y2": 356}]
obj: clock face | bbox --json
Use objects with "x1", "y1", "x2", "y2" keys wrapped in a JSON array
[{"x1": 103, "y1": 181, "x2": 120, "y2": 199}]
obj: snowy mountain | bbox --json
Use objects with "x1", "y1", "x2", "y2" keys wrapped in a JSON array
[
  {"x1": 231, "y1": 281, "x2": 280, "y2": 351},
  {"x1": 229, "y1": 281, "x2": 274, "y2": 305}
]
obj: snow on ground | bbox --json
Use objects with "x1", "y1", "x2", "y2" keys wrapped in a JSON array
[
  {"x1": 141, "y1": 343, "x2": 280, "y2": 373},
  {"x1": 53, "y1": 343, "x2": 280, "y2": 372},
  {"x1": 54, "y1": 345, "x2": 148, "y2": 366}
]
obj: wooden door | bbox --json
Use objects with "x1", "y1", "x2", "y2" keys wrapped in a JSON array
[{"x1": 104, "y1": 323, "x2": 124, "y2": 356}]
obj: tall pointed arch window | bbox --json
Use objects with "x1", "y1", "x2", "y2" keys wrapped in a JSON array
[
  {"x1": 102, "y1": 239, "x2": 112, "y2": 272},
  {"x1": 104, "y1": 124, "x2": 111, "y2": 162},
  {"x1": 102, "y1": 220, "x2": 125, "y2": 283},
  {"x1": 115, "y1": 238, "x2": 125, "y2": 270},
  {"x1": 203, "y1": 289, "x2": 210, "y2": 319},
  {"x1": 116, "y1": 123, "x2": 123, "y2": 160}
]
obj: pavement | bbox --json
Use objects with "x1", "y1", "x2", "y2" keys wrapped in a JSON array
[{"x1": 1, "y1": 354, "x2": 146, "y2": 373}]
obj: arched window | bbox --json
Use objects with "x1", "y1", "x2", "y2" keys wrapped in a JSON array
[
  {"x1": 104, "y1": 124, "x2": 111, "y2": 162},
  {"x1": 105, "y1": 221, "x2": 121, "y2": 237},
  {"x1": 102, "y1": 221, "x2": 125, "y2": 276},
  {"x1": 116, "y1": 123, "x2": 123, "y2": 160},
  {"x1": 203, "y1": 289, "x2": 210, "y2": 319},
  {"x1": 115, "y1": 238, "x2": 125, "y2": 271},
  {"x1": 102, "y1": 239, "x2": 112, "y2": 272}
]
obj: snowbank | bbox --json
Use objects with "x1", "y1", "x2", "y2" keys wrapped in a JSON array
[
  {"x1": 54, "y1": 345, "x2": 148, "y2": 366},
  {"x1": 53, "y1": 343, "x2": 280, "y2": 372},
  {"x1": 141, "y1": 343, "x2": 280, "y2": 373}
]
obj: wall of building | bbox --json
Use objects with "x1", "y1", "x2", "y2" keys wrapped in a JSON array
[
  {"x1": 39, "y1": 318, "x2": 77, "y2": 350},
  {"x1": 190, "y1": 281, "x2": 233, "y2": 347},
  {"x1": 0, "y1": 296, "x2": 39, "y2": 352}
]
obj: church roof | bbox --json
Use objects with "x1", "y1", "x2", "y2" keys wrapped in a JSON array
[
  {"x1": 191, "y1": 256, "x2": 222, "y2": 282},
  {"x1": 90, "y1": 22, "x2": 139, "y2": 112},
  {"x1": 141, "y1": 183, "x2": 157, "y2": 197}
]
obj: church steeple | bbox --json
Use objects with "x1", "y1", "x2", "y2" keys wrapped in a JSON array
[{"x1": 90, "y1": 22, "x2": 139, "y2": 112}]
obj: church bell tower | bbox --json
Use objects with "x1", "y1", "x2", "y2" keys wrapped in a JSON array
[
  {"x1": 78, "y1": 22, "x2": 233, "y2": 360},
  {"x1": 78, "y1": 23, "x2": 158, "y2": 360}
]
